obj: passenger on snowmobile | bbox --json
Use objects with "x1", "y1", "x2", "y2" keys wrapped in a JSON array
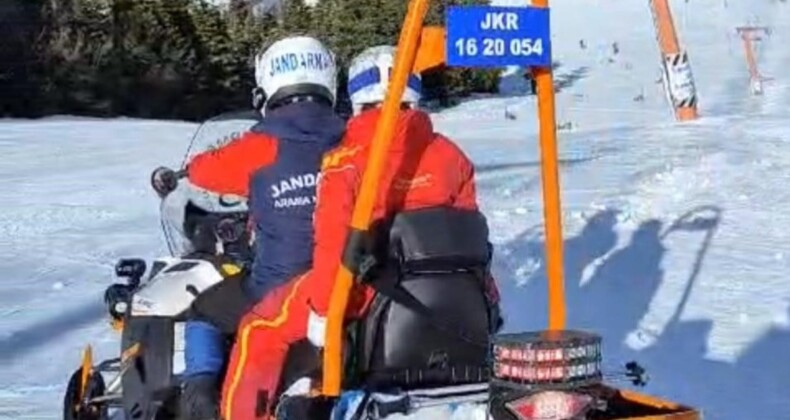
[
  {"x1": 151, "y1": 35, "x2": 344, "y2": 418},
  {"x1": 220, "y1": 45, "x2": 502, "y2": 419}
]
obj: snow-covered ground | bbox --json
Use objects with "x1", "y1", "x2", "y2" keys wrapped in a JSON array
[{"x1": 2, "y1": 0, "x2": 790, "y2": 418}]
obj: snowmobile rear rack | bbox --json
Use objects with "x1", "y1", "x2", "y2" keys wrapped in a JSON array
[{"x1": 487, "y1": 330, "x2": 700, "y2": 419}]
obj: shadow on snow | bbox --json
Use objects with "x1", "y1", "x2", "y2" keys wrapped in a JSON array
[{"x1": 493, "y1": 205, "x2": 789, "y2": 419}]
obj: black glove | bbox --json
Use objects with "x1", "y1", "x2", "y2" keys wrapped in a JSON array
[{"x1": 150, "y1": 166, "x2": 179, "y2": 198}]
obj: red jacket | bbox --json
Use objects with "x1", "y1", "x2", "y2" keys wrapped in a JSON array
[
  {"x1": 218, "y1": 108, "x2": 481, "y2": 419},
  {"x1": 304, "y1": 108, "x2": 479, "y2": 317},
  {"x1": 187, "y1": 131, "x2": 277, "y2": 197}
]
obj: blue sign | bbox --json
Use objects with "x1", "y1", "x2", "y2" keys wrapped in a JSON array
[{"x1": 446, "y1": 6, "x2": 552, "y2": 68}]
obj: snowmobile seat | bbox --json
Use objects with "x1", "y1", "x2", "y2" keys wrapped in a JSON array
[{"x1": 349, "y1": 207, "x2": 498, "y2": 391}]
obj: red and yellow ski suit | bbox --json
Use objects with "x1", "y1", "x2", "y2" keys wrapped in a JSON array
[{"x1": 220, "y1": 107, "x2": 479, "y2": 419}]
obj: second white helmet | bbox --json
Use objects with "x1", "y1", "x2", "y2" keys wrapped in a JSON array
[
  {"x1": 254, "y1": 36, "x2": 338, "y2": 111},
  {"x1": 347, "y1": 45, "x2": 422, "y2": 114}
]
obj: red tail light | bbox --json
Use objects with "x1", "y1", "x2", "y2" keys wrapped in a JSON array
[{"x1": 506, "y1": 391, "x2": 593, "y2": 420}]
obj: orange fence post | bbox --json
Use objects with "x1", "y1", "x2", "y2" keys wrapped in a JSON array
[
  {"x1": 649, "y1": 0, "x2": 699, "y2": 121},
  {"x1": 321, "y1": 0, "x2": 431, "y2": 397},
  {"x1": 736, "y1": 26, "x2": 769, "y2": 95},
  {"x1": 531, "y1": 0, "x2": 566, "y2": 331}
]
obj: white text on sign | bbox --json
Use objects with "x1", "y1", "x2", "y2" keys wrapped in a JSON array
[
  {"x1": 454, "y1": 38, "x2": 544, "y2": 58},
  {"x1": 480, "y1": 12, "x2": 520, "y2": 30},
  {"x1": 445, "y1": 6, "x2": 551, "y2": 67}
]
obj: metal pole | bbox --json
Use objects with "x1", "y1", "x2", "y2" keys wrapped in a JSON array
[
  {"x1": 531, "y1": 0, "x2": 566, "y2": 331},
  {"x1": 322, "y1": 0, "x2": 432, "y2": 396}
]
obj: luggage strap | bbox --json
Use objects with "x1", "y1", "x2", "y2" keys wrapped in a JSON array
[{"x1": 358, "y1": 256, "x2": 488, "y2": 348}]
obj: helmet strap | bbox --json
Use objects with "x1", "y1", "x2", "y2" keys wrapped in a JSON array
[{"x1": 251, "y1": 87, "x2": 266, "y2": 111}]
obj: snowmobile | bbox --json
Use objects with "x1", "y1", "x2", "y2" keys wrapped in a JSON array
[
  {"x1": 63, "y1": 111, "x2": 261, "y2": 420},
  {"x1": 63, "y1": 108, "x2": 702, "y2": 420}
]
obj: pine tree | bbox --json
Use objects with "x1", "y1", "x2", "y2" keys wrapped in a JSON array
[
  {"x1": 1, "y1": 0, "x2": 46, "y2": 116},
  {"x1": 19, "y1": 0, "x2": 501, "y2": 120},
  {"x1": 310, "y1": 0, "x2": 500, "y2": 105}
]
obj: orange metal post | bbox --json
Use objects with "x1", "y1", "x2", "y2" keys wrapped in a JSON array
[
  {"x1": 649, "y1": 0, "x2": 699, "y2": 121},
  {"x1": 322, "y1": 0, "x2": 431, "y2": 396},
  {"x1": 736, "y1": 27, "x2": 768, "y2": 94},
  {"x1": 531, "y1": 0, "x2": 566, "y2": 331},
  {"x1": 742, "y1": 36, "x2": 759, "y2": 80},
  {"x1": 79, "y1": 345, "x2": 93, "y2": 401}
]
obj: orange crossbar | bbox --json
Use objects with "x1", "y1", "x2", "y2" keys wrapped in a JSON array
[
  {"x1": 531, "y1": 0, "x2": 566, "y2": 330},
  {"x1": 321, "y1": 0, "x2": 431, "y2": 397}
]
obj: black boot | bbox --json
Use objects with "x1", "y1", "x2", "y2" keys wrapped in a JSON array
[{"x1": 180, "y1": 374, "x2": 220, "y2": 420}]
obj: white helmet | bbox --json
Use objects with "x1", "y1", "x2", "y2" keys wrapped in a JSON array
[
  {"x1": 347, "y1": 45, "x2": 422, "y2": 115},
  {"x1": 253, "y1": 36, "x2": 337, "y2": 111}
]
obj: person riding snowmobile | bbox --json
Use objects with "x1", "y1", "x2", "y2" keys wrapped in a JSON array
[
  {"x1": 219, "y1": 45, "x2": 502, "y2": 419},
  {"x1": 151, "y1": 35, "x2": 344, "y2": 418}
]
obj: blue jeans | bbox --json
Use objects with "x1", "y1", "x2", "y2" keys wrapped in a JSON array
[{"x1": 184, "y1": 320, "x2": 226, "y2": 378}]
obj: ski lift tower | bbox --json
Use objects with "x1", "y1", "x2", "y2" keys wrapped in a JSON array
[{"x1": 736, "y1": 26, "x2": 771, "y2": 95}]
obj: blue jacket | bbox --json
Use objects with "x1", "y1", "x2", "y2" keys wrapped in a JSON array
[{"x1": 187, "y1": 101, "x2": 345, "y2": 301}]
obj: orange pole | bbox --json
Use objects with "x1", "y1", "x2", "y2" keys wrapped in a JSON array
[
  {"x1": 321, "y1": 0, "x2": 431, "y2": 396},
  {"x1": 650, "y1": 0, "x2": 698, "y2": 121},
  {"x1": 735, "y1": 27, "x2": 769, "y2": 95},
  {"x1": 79, "y1": 345, "x2": 93, "y2": 401},
  {"x1": 736, "y1": 28, "x2": 767, "y2": 88},
  {"x1": 531, "y1": 0, "x2": 566, "y2": 331},
  {"x1": 742, "y1": 36, "x2": 759, "y2": 80}
]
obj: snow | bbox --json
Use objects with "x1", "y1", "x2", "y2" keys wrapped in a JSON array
[{"x1": 2, "y1": 0, "x2": 790, "y2": 418}]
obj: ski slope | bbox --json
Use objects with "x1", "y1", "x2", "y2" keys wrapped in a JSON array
[{"x1": 2, "y1": 0, "x2": 790, "y2": 418}]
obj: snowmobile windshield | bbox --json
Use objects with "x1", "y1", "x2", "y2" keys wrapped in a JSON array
[
  {"x1": 161, "y1": 111, "x2": 262, "y2": 256},
  {"x1": 180, "y1": 110, "x2": 263, "y2": 168}
]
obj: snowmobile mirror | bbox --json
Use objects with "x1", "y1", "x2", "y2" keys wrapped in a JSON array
[
  {"x1": 115, "y1": 258, "x2": 146, "y2": 287},
  {"x1": 150, "y1": 166, "x2": 183, "y2": 198}
]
